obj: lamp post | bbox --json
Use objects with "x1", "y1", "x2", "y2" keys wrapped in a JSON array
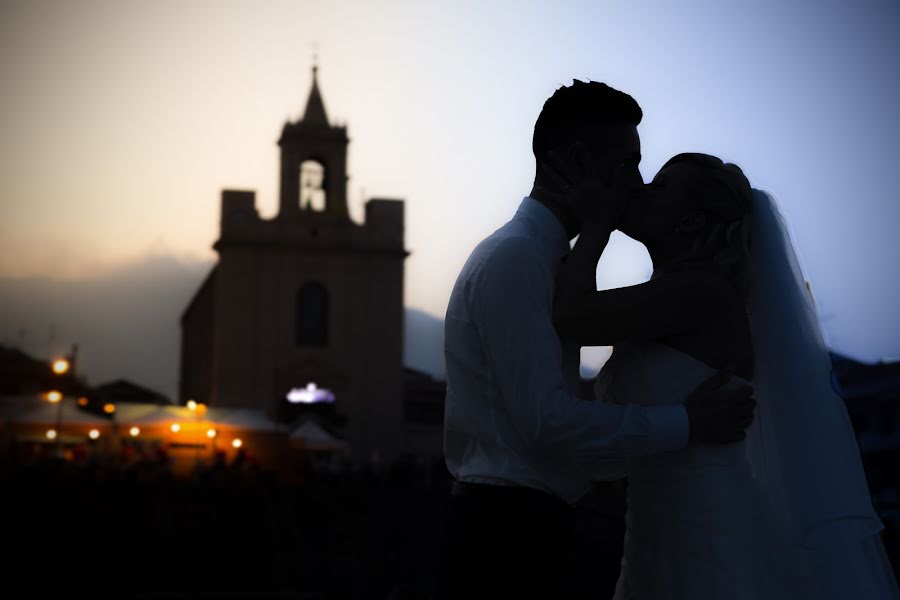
[
  {"x1": 187, "y1": 399, "x2": 199, "y2": 464},
  {"x1": 104, "y1": 403, "x2": 117, "y2": 463},
  {"x1": 47, "y1": 358, "x2": 70, "y2": 458},
  {"x1": 45, "y1": 390, "x2": 63, "y2": 457}
]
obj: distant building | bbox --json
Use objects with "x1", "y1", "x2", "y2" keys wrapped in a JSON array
[
  {"x1": 831, "y1": 352, "x2": 900, "y2": 515},
  {"x1": 0, "y1": 343, "x2": 86, "y2": 397},
  {"x1": 93, "y1": 379, "x2": 174, "y2": 406},
  {"x1": 179, "y1": 66, "x2": 440, "y2": 465},
  {"x1": 832, "y1": 352, "x2": 900, "y2": 452}
]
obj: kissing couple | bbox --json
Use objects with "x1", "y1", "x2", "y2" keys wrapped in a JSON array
[{"x1": 439, "y1": 80, "x2": 899, "y2": 599}]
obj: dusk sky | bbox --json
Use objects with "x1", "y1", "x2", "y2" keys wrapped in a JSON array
[{"x1": 2, "y1": 0, "x2": 899, "y2": 395}]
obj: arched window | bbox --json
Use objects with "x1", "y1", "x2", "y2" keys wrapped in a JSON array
[
  {"x1": 296, "y1": 282, "x2": 328, "y2": 346},
  {"x1": 299, "y1": 159, "x2": 326, "y2": 211}
]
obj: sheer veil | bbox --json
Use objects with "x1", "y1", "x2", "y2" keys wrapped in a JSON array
[{"x1": 744, "y1": 189, "x2": 898, "y2": 595}]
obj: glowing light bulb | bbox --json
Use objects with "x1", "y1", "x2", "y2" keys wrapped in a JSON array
[{"x1": 286, "y1": 382, "x2": 335, "y2": 404}]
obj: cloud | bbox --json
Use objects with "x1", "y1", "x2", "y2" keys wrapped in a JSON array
[
  {"x1": 0, "y1": 252, "x2": 448, "y2": 402},
  {"x1": 0, "y1": 252, "x2": 212, "y2": 400}
]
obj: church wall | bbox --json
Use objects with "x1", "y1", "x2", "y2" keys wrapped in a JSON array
[
  {"x1": 212, "y1": 248, "x2": 261, "y2": 409},
  {"x1": 179, "y1": 267, "x2": 216, "y2": 406},
  {"x1": 359, "y1": 253, "x2": 406, "y2": 463}
]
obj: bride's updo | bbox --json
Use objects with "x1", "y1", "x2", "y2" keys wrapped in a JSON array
[{"x1": 661, "y1": 152, "x2": 753, "y2": 294}]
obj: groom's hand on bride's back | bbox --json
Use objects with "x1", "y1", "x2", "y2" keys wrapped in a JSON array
[{"x1": 684, "y1": 367, "x2": 755, "y2": 444}]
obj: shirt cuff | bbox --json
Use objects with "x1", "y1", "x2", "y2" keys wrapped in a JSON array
[{"x1": 645, "y1": 404, "x2": 690, "y2": 452}]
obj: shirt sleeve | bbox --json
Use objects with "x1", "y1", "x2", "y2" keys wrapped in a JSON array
[{"x1": 469, "y1": 236, "x2": 689, "y2": 476}]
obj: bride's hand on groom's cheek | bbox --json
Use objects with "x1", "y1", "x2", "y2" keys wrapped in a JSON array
[{"x1": 538, "y1": 142, "x2": 632, "y2": 228}]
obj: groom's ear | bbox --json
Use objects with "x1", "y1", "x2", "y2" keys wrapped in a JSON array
[{"x1": 675, "y1": 210, "x2": 707, "y2": 233}]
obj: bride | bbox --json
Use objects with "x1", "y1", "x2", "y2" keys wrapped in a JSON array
[{"x1": 550, "y1": 152, "x2": 899, "y2": 598}]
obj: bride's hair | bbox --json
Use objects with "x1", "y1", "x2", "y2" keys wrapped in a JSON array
[{"x1": 660, "y1": 152, "x2": 753, "y2": 295}]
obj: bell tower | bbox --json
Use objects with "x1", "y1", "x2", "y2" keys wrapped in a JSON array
[
  {"x1": 277, "y1": 65, "x2": 350, "y2": 221},
  {"x1": 189, "y1": 62, "x2": 411, "y2": 466}
]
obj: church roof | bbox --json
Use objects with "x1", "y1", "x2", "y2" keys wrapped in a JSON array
[{"x1": 301, "y1": 66, "x2": 329, "y2": 127}]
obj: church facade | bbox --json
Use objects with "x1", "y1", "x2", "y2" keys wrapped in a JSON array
[{"x1": 179, "y1": 68, "x2": 432, "y2": 465}]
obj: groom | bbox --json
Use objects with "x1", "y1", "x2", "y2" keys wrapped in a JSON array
[{"x1": 438, "y1": 80, "x2": 756, "y2": 599}]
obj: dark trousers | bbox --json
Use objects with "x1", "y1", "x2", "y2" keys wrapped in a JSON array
[{"x1": 437, "y1": 480, "x2": 577, "y2": 599}]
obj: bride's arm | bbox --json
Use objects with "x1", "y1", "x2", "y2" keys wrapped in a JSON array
[{"x1": 553, "y1": 223, "x2": 733, "y2": 346}]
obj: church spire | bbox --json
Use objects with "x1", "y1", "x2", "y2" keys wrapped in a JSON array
[{"x1": 302, "y1": 64, "x2": 329, "y2": 127}]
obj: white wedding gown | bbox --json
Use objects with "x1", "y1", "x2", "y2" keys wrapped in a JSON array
[
  {"x1": 585, "y1": 190, "x2": 898, "y2": 598},
  {"x1": 594, "y1": 339, "x2": 822, "y2": 599}
]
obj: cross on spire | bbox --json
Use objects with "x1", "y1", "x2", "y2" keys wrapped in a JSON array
[{"x1": 301, "y1": 59, "x2": 329, "y2": 126}]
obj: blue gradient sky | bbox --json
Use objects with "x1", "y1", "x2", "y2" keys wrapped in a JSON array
[{"x1": 2, "y1": 0, "x2": 898, "y2": 367}]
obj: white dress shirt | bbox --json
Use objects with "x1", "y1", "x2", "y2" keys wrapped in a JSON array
[{"x1": 443, "y1": 196, "x2": 690, "y2": 506}]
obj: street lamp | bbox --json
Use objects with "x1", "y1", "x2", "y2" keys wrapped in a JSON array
[
  {"x1": 45, "y1": 390, "x2": 63, "y2": 457},
  {"x1": 206, "y1": 428, "x2": 217, "y2": 460},
  {"x1": 46, "y1": 356, "x2": 70, "y2": 458}
]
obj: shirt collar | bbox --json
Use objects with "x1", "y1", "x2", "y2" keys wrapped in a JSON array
[{"x1": 516, "y1": 196, "x2": 571, "y2": 257}]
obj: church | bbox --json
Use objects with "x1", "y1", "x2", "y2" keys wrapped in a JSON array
[{"x1": 179, "y1": 66, "x2": 444, "y2": 466}]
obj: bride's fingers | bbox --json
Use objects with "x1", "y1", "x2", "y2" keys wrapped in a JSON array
[
  {"x1": 549, "y1": 143, "x2": 591, "y2": 183},
  {"x1": 545, "y1": 148, "x2": 578, "y2": 182},
  {"x1": 532, "y1": 184, "x2": 564, "y2": 205},
  {"x1": 538, "y1": 161, "x2": 572, "y2": 193}
]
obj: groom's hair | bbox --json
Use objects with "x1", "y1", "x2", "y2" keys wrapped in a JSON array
[{"x1": 533, "y1": 80, "x2": 642, "y2": 166}]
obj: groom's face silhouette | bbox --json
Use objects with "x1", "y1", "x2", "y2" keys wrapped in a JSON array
[
  {"x1": 583, "y1": 122, "x2": 642, "y2": 200},
  {"x1": 564, "y1": 122, "x2": 642, "y2": 228}
]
